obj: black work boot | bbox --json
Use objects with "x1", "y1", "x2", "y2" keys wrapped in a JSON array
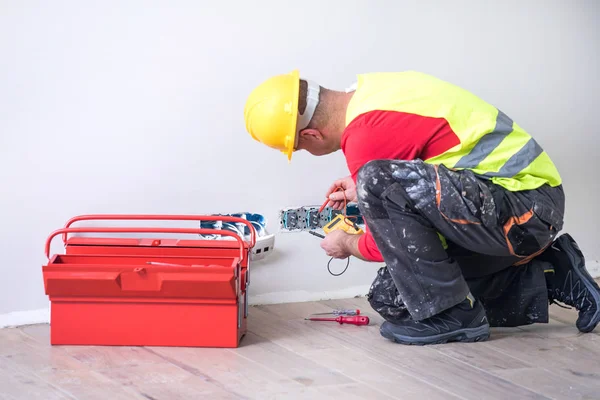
[
  {"x1": 540, "y1": 233, "x2": 600, "y2": 333},
  {"x1": 379, "y1": 294, "x2": 490, "y2": 345}
]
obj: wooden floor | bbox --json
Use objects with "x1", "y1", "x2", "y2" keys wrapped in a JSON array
[{"x1": 1, "y1": 295, "x2": 600, "y2": 400}]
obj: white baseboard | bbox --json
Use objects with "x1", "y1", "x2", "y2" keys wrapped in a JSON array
[
  {"x1": 1, "y1": 262, "x2": 598, "y2": 328},
  {"x1": 248, "y1": 284, "x2": 371, "y2": 306},
  {"x1": 0, "y1": 308, "x2": 49, "y2": 329}
]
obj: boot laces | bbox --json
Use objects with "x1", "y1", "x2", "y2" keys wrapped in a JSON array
[{"x1": 551, "y1": 269, "x2": 591, "y2": 311}]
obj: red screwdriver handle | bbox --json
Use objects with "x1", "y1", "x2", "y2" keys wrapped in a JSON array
[{"x1": 338, "y1": 316, "x2": 370, "y2": 325}]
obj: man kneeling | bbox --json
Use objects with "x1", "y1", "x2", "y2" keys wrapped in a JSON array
[{"x1": 244, "y1": 70, "x2": 600, "y2": 345}]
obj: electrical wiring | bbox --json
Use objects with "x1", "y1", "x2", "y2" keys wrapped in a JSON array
[
  {"x1": 197, "y1": 213, "x2": 267, "y2": 241},
  {"x1": 327, "y1": 256, "x2": 351, "y2": 276},
  {"x1": 249, "y1": 220, "x2": 265, "y2": 236},
  {"x1": 221, "y1": 222, "x2": 245, "y2": 237}
]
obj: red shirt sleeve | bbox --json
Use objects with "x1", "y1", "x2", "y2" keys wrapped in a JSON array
[
  {"x1": 357, "y1": 225, "x2": 384, "y2": 262},
  {"x1": 340, "y1": 110, "x2": 460, "y2": 262}
]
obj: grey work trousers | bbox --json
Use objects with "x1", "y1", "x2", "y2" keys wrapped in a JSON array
[{"x1": 356, "y1": 159, "x2": 565, "y2": 324}]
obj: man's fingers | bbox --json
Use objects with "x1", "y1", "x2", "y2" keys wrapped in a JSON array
[
  {"x1": 325, "y1": 176, "x2": 355, "y2": 210},
  {"x1": 328, "y1": 191, "x2": 345, "y2": 201},
  {"x1": 325, "y1": 176, "x2": 354, "y2": 201},
  {"x1": 326, "y1": 184, "x2": 343, "y2": 198},
  {"x1": 325, "y1": 200, "x2": 343, "y2": 210}
]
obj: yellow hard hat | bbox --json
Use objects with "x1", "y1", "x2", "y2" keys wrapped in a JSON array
[{"x1": 244, "y1": 69, "x2": 320, "y2": 162}]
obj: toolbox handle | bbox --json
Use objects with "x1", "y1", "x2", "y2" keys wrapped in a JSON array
[
  {"x1": 45, "y1": 227, "x2": 246, "y2": 262},
  {"x1": 61, "y1": 214, "x2": 257, "y2": 248}
]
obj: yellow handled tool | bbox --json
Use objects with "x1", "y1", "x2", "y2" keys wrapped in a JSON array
[{"x1": 323, "y1": 214, "x2": 363, "y2": 235}]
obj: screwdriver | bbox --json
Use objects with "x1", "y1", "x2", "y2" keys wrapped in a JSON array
[{"x1": 304, "y1": 315, "x2": 370, "y2": 326}]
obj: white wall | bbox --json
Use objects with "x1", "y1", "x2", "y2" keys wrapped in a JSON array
[{"x1": 1, "y1": 1, "x2": 598, "y2": 321}]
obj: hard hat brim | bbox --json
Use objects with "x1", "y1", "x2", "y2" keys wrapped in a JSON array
[{"x1": 285, "y1": 69, "x2": 300, "y2": 162}]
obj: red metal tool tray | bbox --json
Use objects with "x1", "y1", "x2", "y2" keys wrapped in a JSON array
[{"x1": 42, "y1": 214, "x2": 257, "y2": 348}]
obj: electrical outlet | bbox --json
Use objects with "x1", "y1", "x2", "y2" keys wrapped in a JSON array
[
  {"x1": 345, "y1": 203, "x2": 364, "y2": 225},
  {"x1": 281, "y1": 208, "x2": 300, "y2": 230},
  {"x1": 307, "y1": 208, "x2": 319, "y2": 229},
  {"x1": 279, "y1": 204, "x2": 364, "y2": 232},
  {"x1": 296, "y1": 209, "x2": 308, "y2": 230}
]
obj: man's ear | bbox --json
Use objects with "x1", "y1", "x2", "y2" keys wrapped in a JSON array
[{"x1": 299, "y1": 128, "x2": 323, "y2": 141}]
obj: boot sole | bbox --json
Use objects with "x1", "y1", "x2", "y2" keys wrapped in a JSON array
[
  {"x1": 380, "y1": 323, "x2": 490, "y2": 346},
  {"x1": 562, "y1": 234, "x2": 600, "y2": 333}
]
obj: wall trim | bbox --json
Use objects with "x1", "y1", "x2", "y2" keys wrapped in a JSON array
[
  {"x1": 0, "y1": 307, "x2": 50, "y2": 329},
  {"x1": 1, "y1": 262, "x2": 598, "y2": 328},
  {"x1": 248, "y1": 284, "x2": 372, "y2": 306}
]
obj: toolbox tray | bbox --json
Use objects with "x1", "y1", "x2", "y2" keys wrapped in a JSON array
[{"x1": 44, "y1": 254, "x2": 241, "y2": 299}]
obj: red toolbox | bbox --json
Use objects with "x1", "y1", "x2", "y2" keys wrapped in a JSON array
[{"x1": 42, "y1": 214, "x2": 257, "y2": 348}]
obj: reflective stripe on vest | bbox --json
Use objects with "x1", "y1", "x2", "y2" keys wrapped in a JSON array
[
  {"x1": 453, "y1": 109, "x2": 544, "y2": 179},
  {"x1": 454, "y1": 109, "x2": 513, "y2": 170},
  {"x1": 484, "y1": 137, "x2": 544, "y2": 178}
]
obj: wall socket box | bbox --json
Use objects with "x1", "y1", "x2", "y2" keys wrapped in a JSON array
[{"x1": 278, "y1": 203, "x2": 364, "y2": 232}]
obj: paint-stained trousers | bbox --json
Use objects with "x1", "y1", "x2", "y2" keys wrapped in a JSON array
[{"x1": 357, "y1": 159, "x2": 565, "y2": 326}]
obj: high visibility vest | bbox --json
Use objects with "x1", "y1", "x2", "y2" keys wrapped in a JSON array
[{"x1": 345, "y1": 71, "x2": 562, "y2": 192}]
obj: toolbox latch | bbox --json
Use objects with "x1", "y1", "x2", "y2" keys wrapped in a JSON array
[{"x1": 119, "y1": 269, "x2": 162, "y2": 292}]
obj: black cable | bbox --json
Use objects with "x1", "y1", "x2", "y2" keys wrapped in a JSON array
[
  {"x1": 327, "y1": 256, "x2": 350, "y2": 276},
  {"x1": 308, "y1": 231, "x2": 351, "y2": 276}
]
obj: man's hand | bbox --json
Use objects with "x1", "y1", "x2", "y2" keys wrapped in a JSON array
[
  {"x1": 325, "y1": 175, "x2": 357, "y2": 210},
  {"x1": 320, "y1": 229, "x2": 365, "y2": 260}
]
